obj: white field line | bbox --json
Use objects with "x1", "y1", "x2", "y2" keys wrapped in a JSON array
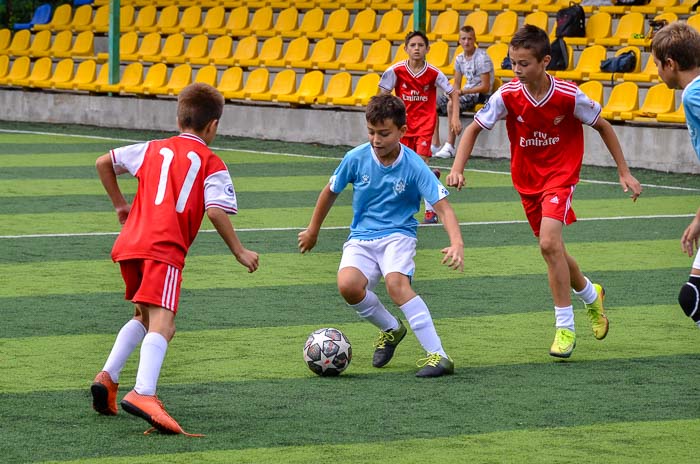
[
  {"x1": 0, "y1": 214, "x2": 693, "y2": 240},
  {"x1": 1, "y1": 128, "x2": 698, "y2": 192}
]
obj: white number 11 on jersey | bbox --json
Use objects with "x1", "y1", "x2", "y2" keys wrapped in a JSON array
[{"x1": 155, "y1": 147, "x2": 202, "y2": 213}]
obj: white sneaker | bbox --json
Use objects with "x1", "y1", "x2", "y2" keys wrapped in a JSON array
[
  {"x1": 430, "y1": 144, "x2": 440, "y2": 155},
  {"x1": 433, "y1": 143, "x2": 454, "y2": 159}
]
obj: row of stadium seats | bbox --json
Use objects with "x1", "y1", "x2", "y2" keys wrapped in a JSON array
[
  {"x1": 0, "y1": 29, "x2": 95, "y2": 60},
  {"x1": 0, "y1": 55, "x2": 682, "y2": 124}
]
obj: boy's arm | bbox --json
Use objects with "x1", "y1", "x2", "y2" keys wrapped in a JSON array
[
  {"x1": 207, "y1": 207, "x2": 259, "y2": 273},
  {"x1": 95, "y1": 153, "x2": 130, "y2": 224},
  {"x1": 681, "y1": 206, "x2": 700, "y2": 257},
  {"x1": 449, "y1": 90, "x2": 463, "y2": 136},
  {"x1": 298, "y1": 184, "x2": 339, "y2": 253},
  {"x1": 446, "y1": 121, "x2": 483, "y2": 190},
  {"x1": 460, "y1": 72, "x2": 492, "y2": 95},
  {"x1": 591, "y1": 118, "x2": 642, "y2": 202},
  {"x1": 431, "y1": 198, "x2": 464, "y2": 272}
]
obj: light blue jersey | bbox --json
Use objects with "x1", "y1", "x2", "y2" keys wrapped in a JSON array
[
  {"x1": 683, "y1": 74, "x2": 700, "y2": 161},
  {"x1": 330, "y1": 142, "x2": 449, "y2": 240}
]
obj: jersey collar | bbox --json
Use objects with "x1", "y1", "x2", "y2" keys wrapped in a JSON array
[
  {"x1": 178, "y1": 133, "x2": 207, "y2": 146},
  {"x1": 521, "y1": 74, "x2": 555, "y2": 107}
]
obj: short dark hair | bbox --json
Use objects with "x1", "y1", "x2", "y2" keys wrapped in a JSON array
[
  {"x1": 460, "y1": 25, "x2": 475, "y2": 36},
  {"x1": 366, "y1": 94, "x2": 406, "y2": 128},
  {"x1": 177, "y1": 83, "x2": 224, "y2": 132},
  {"x1": 652, "y1": 22, "x2": 700, "y2": 71},
  {"x1": 509, "y1": 24, "x2": 550, "y2": 62},
  {"x1": 405, "y1": 30, "x2": 429, "y2": 47}
]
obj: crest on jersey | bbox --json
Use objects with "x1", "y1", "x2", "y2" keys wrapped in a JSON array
[
  {"x1": 225, "y1": 184, "x2": 235, "y2": 196},
  {"x1": 553, "y1": 115, "x2": 565, "y2": 125},
  {"x1": 423, "y1": 85, "x2": 429, "y2": 92},
  {"x1": 361, "y1": 174, "x2": 370, "y2": 184},
  {"x1": 517, "y1": 115, "x2": 524, "y2": 123},
  {"x1": 394, "y1": 179, "x2": 406, "y2": 195}
]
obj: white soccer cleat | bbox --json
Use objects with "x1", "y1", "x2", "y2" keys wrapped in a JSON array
[{"x1": 433, "y1": 143, "x2": 455, "y2": 159}]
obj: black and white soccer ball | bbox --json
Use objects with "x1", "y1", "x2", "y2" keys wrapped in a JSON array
[{"x1": 303, "y1": 328, "x2": 352, "y2": 376}]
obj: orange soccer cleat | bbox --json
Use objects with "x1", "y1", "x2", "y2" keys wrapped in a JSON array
[
  {"x1": 91, "y1": 371, "x2": 119, "y2": 416},
  {"x1": 120, "y1": 390, "x2": 203, "y2": 437}
]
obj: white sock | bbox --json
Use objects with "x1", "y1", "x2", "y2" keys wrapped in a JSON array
[
  {"x1": 573, "y1": 277, "x2": 598, "y2": 305},
  {"x1": 555, "y1": 305, "x2": 575, "y2": 332},
  {"x1": 431, "y1": 144, "x2": 440, "y2": 154},
  {"x1": 400, "y1": 295, "x2": 446, "y2": 358},
  {"x1": 134, "y1": 332, "x2": 168, "y2": 396},
  {"x1": 102, "y1": 319, "x2": 147, "y2": 383},
  {"x1": 351, "y1": 290, "x2": 399, "y2": 332},
  {"x1": 443, "y1": 142, "x2": 454, "y2": 151}
]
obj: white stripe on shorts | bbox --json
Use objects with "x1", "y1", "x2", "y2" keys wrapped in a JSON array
[
  {"x1": 563, "y1": 185, "x2": 575, "y2": 224},
  {"x1": 161, "y1": 265, "x2": 179, "y2": 310}
]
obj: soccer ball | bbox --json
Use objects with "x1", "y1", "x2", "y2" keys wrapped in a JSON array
[{"x1": 303, "y1": 328, "x2": 352, "y2": 376}]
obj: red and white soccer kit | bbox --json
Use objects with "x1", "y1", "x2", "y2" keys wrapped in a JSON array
[
  {"x1": 110, "y1": 133, "x2": 238, "y2": 311},
  {"x1": 379, "y1": 61, "x2": 454, "y2": 157},
  {"x1": 474, "y1": 75, "x2": 601, "y2": 235}
]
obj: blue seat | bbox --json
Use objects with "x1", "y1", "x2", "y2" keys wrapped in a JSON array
[
  {"x1": 73, "y1": 0, "x2": 95, "y2": 6},
  {"x1": 13, "y1": 3, "x2": 52, "y2": 30}
]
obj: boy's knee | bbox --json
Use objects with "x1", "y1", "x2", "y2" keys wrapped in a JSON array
[
  {"x1": 338, "y1": 281, "x2": 365, "y2": 304},
  {"x1": 679, "y1": 276, "x2": 700, "y2": 322}
]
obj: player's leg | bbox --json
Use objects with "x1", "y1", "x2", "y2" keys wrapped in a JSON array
[
  {"x1": 568, "y1": 250, "x2": 609, "y2": 340},
  {"x1": 679, "y1": 253, "x2": 700, "y2": 327},
  {"x1": 338, "y1": 240, "x2": 405, "y2": 367},
  {"x1": 434, "y1": 95, "x2": 455, "y2": 159}
]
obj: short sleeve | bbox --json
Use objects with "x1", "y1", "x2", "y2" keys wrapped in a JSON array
[
  {"x1": 573, "y1": 87, "x2": 602, "y2": 126},
  {"x1": 204, "y1": 169, "x2": 238, "y2": 214},
  {"x1": 473, "y1": 89, "x2": 508, "y2": 130},
  {"x1": 436, "y1": 69, "x2": 454, "y2": 94},
  {"x1": 110, "y1": 142, "x2": 149, "y2": 176},
  {"x1": 378, "y1": 67, "x2": 397, "y2": 93},
  {"x1": 329, "y1": 154, "x2": 354, "y2": 194},
  {"x1": 476, "y1": 50, "x2": 494, "y2": 76}
]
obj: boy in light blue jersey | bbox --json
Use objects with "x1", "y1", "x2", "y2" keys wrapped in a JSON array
[
  {"x1": 298, "y1": 94, "x2": 465, "y2": 377},
  {"x1": 652, "y1": 22, "x2": 700, "y2": 328}
]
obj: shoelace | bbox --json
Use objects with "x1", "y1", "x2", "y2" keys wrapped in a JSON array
[
  {"x1": 416, "y1": 352, "x2": 441, "y2": 368},
  {"x1": 373, "y1": 330, "x2": 396, "y2": 349}
]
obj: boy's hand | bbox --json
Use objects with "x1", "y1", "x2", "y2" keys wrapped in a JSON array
[
  {"x1": 116, "y1": 204, "x2": 131, "y2": 224},
  {"x1": 235, "y1": 248, "x2": 259, "y2": 273},
  {"x1": 681, "y1": 217, "x2": 700, "y2": 257},
  {"x1": 441, "y1": 245, "x2": 464, "y2": 272},
  {"x1": 298, "y1": 229, "x2": 318, "y2": 254},
  {"x1": 445, "y1": 172, "x2": 466, "y2": 191},
  {"x1": 619, "y1": 173, "x2": 642, "y2": 202}
]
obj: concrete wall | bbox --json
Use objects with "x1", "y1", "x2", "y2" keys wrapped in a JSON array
[{"x1": 1, "y1": 89, "x2": 698, "y2": 174}]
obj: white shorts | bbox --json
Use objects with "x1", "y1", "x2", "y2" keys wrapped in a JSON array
[{"x1": 339, "y1": 233, "x2": 417, "y2": 291}]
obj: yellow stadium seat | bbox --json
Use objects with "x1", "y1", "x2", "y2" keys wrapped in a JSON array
[
  {"x1": 321, "y1": 37, "x2": 363, "y2": 71},
  {"x1": 308, "y1": 8, "x2": 351, "y2": 40},
  {"x1": 257, "y1": 6, "x2": 299, "y2": 38},
  {"x1": 278, "y1": 70, "x2": 325, "y2": 105},
  {"x1": 0, "y1": 28, "x2": 11, "y2": 53},
  {"x1": 122, "y1": 5, "x2": 157, "y2": 33},
  {"x1": 228, "y1": 35, "x2": 258, "y2": 67},
  {"x1": 451, "y1": 0, "x2": 494, "y2": 11},
  {"x1": 91, "y1": 5, "x2": 135, "y2": 33},
  {"x1": 487, "y1": 43, "x2": 513, "y2": 79},
  {"x1": 55, "y1": 59, "x2": 97, "y2": 90},
  {"x1": 34, "y1": 4, "x2": 73, "y2": 32},
  {"x1": 589, "y1": 46, "x2": 641, "y2": 82},
  {"x1": 190, "y1": 6, "x2": 225, "y2": 36},
  {"x1": 140, "y1": 5, "x2": 179, "y2": 34},
  {"x1": 578, "y1": 80, "x2": 604, "y2": 106},
  {"x1": 511, "y1": 0, "x2": 555, "y2": 12},
  {"x1": 167, "y1": 34, "x2": 209, "y2": 65},
  {"x1": 427, "y1": 9, "x2": 459, "y2": 41},
  {"x1": 97, "y1": 31, "x2": 137, "y2": 62},
  {"x1": 283, "y1": 7, "x2": 324, "y2": 38},
  {"x1": 630, "y1": 0, "x2": 677, "y2": 15},
  {"x1": 335, "y1": 8, "x2": 376, "y2": 40},
  {"x1": 555, "y1": 45, "x2": 607, "y2": 82},
  {"x1": 123, "y1": 32, "x2": 161, "y2": 62},
  {"x1": 482, "y1": 0, "x2": 525, "y2": 12},
  {"x1": 462, "y1": 10, "x2": 489, "y2": 38},
  {"x1": 228, "y1": 68, "x2": 270, "y2": 100},
  {"x1": 13, "y1": 56, "x2": 52, "y2": 87},
  {"x1": 193, "y1": 65, "x2": 218, "y2": 87},
  {"x1": 563, "y1": 12, "x2": 612, "y2": 47},
  {"x1": 316, "y1": 71, "x2": 352, "y2": 105},
  {"x1": 344, "y1": 38, "x2": 392, "y2": 72},
  {"x1": 689, "y1": 14, "x2": 700, "y2": 33},
  {"x1": 38, "y1": 57, "x2": 75, "y2": 89},
  {"x1": 292, "y1": 37, "x2": 336, "y2": 70},
  {"x1": 0, "y1": 55, "x2": 9, "y2": 79},
  {"x1": 600, "y1": 81, "x2": 639, "y2": 120},
  {"x1": 250, "y1": 69, "x2": 296, "y2": 102},
  {"x1": 142, "y1": 33, "x2": 184, "y2": 63},
  {"x1": 13, "y1": 29, "x2": 51, "y2": 58},
  {"x1": 67, "y1": 4, "x2": 93, "y2": 32},
  {"x1": 622, "y1": 83, "x2": 675, "y2": 121},
  {"x1": 479, "y1": 11, "x2": 519, "y2": 44},
  {"x1": 0, "y1": 56, "x2": 31, "y2": 85},
  {"x1": 77, "y1": 61, "x2": 108, "y2": 92},
  {"x1": 123, "y1": 62, "x2": 168, "y2": 94},
  {"x1": 386, "y1": 11, "x2": 431, "y2": 42},
  {"x1": 596, "y1": 12, "x2": 644, "y2": 47},
  {"x1": 363, "y1": 8, "x2": 404, "y2": 41},
  {"x1": 332, "y1": 72, "x2": 380, "y2": 106},
  {"x1": 205, "y1": 6, "x2": 246, "y2": 36},
  {"x1": 524, "y1": 11, "x2": 550, "y2": 34},
  {"x1": 162, "y1": 5, "x2": 201, "y2": 35},
  {"x1": 656, "y1": 102, "x2": 685, "y2": 123},
  {"x1": 99, "y1": 61, "x2": 143, "y2": 93},
  {"x1": 62, "y1": 30, "x2": 94, "y2": 59},
  {"x1": 190, "y1": 35, "x2": 233, "y2": 66},
  {"x1": 266, "y1": 36, "x2": 310, "y2": 69},
  {"x1": 391, "y1": 44, "x2": 408, "y2": 65},
  {"x1": 232, "y1": 6, "x2": 274, "y2": 37},
  {"x1": 426, "y1": 40, "x2": 450, "y2": 70},
  {"x1": 621, "y1": 55, "x2": 659, "y2": 83},
  {"x1": 150, "y1": 63, "x2": 193, "y2": 96},
  {"x1": 218, "y1": 66, "x2": 244, "y2": 99},
  {"x1": 669, "y1": 0, "x2": 698, "y2": 14},
  {"x1": 238, "y1": 36, "x2": 283, "y2": 68},
  {"x1": 6, "y1": 29, "x2": 31, "y2": 57}
]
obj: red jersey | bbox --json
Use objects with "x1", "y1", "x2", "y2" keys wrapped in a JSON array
[
  {"x1": 110, "y1": 133, "x2": 238, "y2": 269},
  {"x1": 474, "y1": 75, "x2": 601, "y2": 195},
  {"x1": 379, "y1": 60, "x2": 454, "y2": 138}
]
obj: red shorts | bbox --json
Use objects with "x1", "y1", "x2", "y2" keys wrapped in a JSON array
[
  {"x1": 119, "y1": 259, "x2": 182, "y2": 313},
  {"x1": 520, "y1": 186, "x2": 577, "y2": 237},
  {"x1": 401, "y1": 135, "x2": 433, "y2": 157}
]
